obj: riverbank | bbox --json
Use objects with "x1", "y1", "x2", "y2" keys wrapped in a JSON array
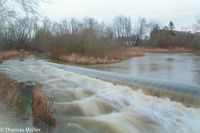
[
  {"x1": 0, "y1": 47, "x2": 198, "y2": 65},
  {"x1": 59, "y1": 48, "x2": 144, "y2": 65},
  {"x1": 0, "y1": 74, "x2": 22, "y2": 109},
  {"x1": 57, "y1": 47, "x2": 197, "y2": 65},
  {"x1": 138, "y1": 47, "x2": 196, "y2": 53},
  {"x1": 0, "y1": 73, "x2": 56, "y2": 131},
  {"x1": 0, "y1": 50, "x2": 29, "y2": 63}
]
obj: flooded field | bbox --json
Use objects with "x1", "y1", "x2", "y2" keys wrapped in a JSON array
[
  {"x1": 0, "y1": 58, "x2": 200, "y2": 133},
  {"x1": 87, "y1": 53, "x2": 200, "y2": 86}
]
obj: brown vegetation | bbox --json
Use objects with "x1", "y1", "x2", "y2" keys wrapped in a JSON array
[
  {"x1": 57, "y1": 46, "x2": 198, "y2": 65},
  {"x1": 58, "y1": 48, "x2": 144, "y2": 65},
  {"x1": 59, "y1": 54, "x2": 116, "y2": 65},
  {"x1": 0, "y1": 74, "x2": 57, "y2": 130},
  {"x1": 0, "y1": 74, "x2": 22, "y2": 108},
  {"x1": 106, "y1": 48, "x2": 144, "y2": 60},
  {"x1": 0, "y1": 16, "x2": 148, "y2": 64},
  {"x1": 126, "y1": 83, "x2": 200, "y2": 107},
  {"x1": 31, "y1": 86, "x2": 57, "y2": 129},
  {"x1": 135, "y1": 47, "x2": 194, "y2": 53},
  {"x1": 142, "y1": 86, "x2": 200, "y2": 107},
  {"x1": 0, "y1": 50, "x2": 23, "y2": 63},
  {"x1": 145, "y1": 29, "x2": 200, "y2": 50},
  {"x1": 1, "y1": 16, "x2": 200, "y2": 65}
]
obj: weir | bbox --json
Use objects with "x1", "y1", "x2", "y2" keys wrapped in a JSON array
[
  {"x1": 47, "y1": 62, "x2": 200, "y2": 106},
  {"x1": 48, "y1": 62, "x2": 200, "y2": 95}
]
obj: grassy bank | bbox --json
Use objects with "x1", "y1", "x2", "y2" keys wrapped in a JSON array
[
  {"x1": 56, "y1": 47, "x2": 198, "y2": 65},
  {"x1": 0, "y1": 74, "x2": 56, "y2": 130},
  {"x1": 0, "y1": 50, "x2": 28, "y2": 63},
  {"x1": 59, "y1": 48, "x2": 144, "y2": 65},
  {"x1": 0, "y1": 74, "x2": 22, "y2": 109},
  {"x1": 137, "y1": 47, "x2": 196, "y2": 53},
  {"x1": 0, "y1": 47, "x2": 197, "y2": 65}
]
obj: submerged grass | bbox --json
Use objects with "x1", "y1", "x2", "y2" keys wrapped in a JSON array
[
  {"x1": 142, "y1": 86, "x2": 200, "y2": 107},
  {"x1": 32, "y1": 86, "x2": 57, "y2": 130},
  {"x1": 94, "y1": 78, "x2": 200, "y2": 107},
  {"x1": 136, "y1": 47, "x2": 194, "y2": 53},
  {"x1": 59, "y1": 53, "x2": 116, "y2": 65}
]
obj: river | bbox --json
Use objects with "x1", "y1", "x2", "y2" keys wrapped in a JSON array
[
  {"x1": 0, "y1": 54, "x2": 200, "y2": 133},
  {"x1": 86, "y1": 53, "x2": 200, "y2": 86}
]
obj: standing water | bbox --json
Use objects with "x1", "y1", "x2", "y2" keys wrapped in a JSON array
[
  {"x1": 0, "y1": 57, "x2": 200, "y2": 133},
  {"x1": 87, "y1": 53, "x2": 200, "y2": 86}
]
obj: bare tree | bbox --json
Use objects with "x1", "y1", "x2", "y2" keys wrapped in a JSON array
[
  {"x1": 192, "y1": 18, "x2": 200, "y2": 32},
  {"x1": 113, "y1": 16, "x2": 132, "y2": 38},
  {"x1": 124, "y1": 17, "x2": 132, "y2": 37},
  {"x1": 0, "y1": 0, "x2": 46, "y2": 35},
  {"x1": 133, "y1": 18, "x2": 148, "y2": 46},
  {"x1": 0, "y1": 0, "x2": 44, "y2": 15},
  {"x1": 104, "y1": 25, "x2": 114, "y2": 39},
  {"x1": 9, "y1": 17, "x2": 37, "y2": 42},
  {"x1": 83, "y1": 17, "x2": 98, "y2": 30},
  {"x1": 61, "y1": 19, "x2": 70, "y2": 35},
  {"x1": 70, "y1": 18, "x2": 82, "y2": 34},
  {"x1": 148, "y1": 21, "x2": 160, "y2": 32}
]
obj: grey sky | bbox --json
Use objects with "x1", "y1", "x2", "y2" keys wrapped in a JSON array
[{"x1": 39, "y1": 0, "x2": 200, "y2": 30}]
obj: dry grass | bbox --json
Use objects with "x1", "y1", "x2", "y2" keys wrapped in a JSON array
[
  {"x1": 59, "y1": 53, "x2": 117, "y2": 65},
  {"x1": 109, "y1": 81, "x2": 200, "y2": 107},
  {"x1": 32, "y1": 86, "x2": 57, "y2": 129},
  {"x1": 0, "y1": 74, "x2": 22, "y2": 108},
  {"x1": 59, "y1": 48, "x2": 144, "y2": 65},
  {"x1": 142, "y1": 87, "x2": 200, "y2": 107},
  {"x1": 0, "y1": 50, "x2": 27, "y2": 63},
  {"x1": 136, "y1": 47, "x2": 193, "y2": 53},
  {"x1": 0, "y1": 74, "x2": 57, "y2": 129},
  {"x1": 106, "y1": 48, "x2": 144, "y2": 60},
  {"x1": 101, "y1": 78, "x2": 200, "y2": 107},
  {"x1": 58, "y1": 47, "x2": 195, "y2": 65}
]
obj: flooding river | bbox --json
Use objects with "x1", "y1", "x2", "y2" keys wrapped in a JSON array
[
  {"x1": 87, "y1": 53, "x2": 200, "y2": 86},
  {"x1": 0, "y1": 56, "x2": 200, "y2": 133}
]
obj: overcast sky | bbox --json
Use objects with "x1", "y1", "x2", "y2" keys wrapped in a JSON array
[{"x1": 39, "y1": 0, "x2": 200, "y2": 30}]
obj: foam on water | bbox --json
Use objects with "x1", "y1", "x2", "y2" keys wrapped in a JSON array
[{"x1": 0, "y1": 58, "x2": 200, "y2": 133}]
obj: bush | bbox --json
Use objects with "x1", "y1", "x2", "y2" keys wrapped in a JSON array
[{"x1": 148, "y1": 29, "x2": 200, "y2": 50}]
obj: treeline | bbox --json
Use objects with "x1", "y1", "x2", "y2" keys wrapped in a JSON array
[
  {"x1": 0, "y1": 16, "x2": 151, "y2": 57},
  {"x1": 147, "y1": 29, "x2": 200, "y2": 49},
  {"x1": 1, "y1": 15, "x2": 200, "y2": 58},
  {"x1": 142, "y1": 21, "x2": 200, "y2": 49}
]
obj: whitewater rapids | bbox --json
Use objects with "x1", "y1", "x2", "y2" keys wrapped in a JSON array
[{"x1": 0, "y1": 58, "x2": 200, "y2": 133}]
